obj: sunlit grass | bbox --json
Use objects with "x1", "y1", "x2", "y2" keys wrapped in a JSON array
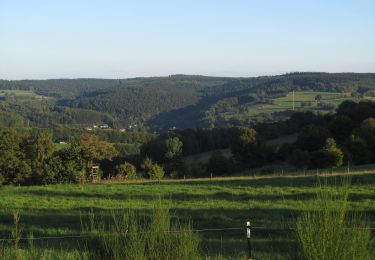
[{"x1": 0, "y1": 171, "x2": 374, "y2": 258}]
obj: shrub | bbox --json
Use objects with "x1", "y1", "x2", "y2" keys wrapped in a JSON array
[
  {"x1": 149, "y1": 164, "x2": 164, "y2": 181},
  {"x1": 296, "y1": 178, "x2": 371, "y2": 260},
  {"x1": 115, "y1": 162, "x2": 137, "y2": 179},
  {"x1": 141, "y1": 157, "x2": 164, "y2": 180}
]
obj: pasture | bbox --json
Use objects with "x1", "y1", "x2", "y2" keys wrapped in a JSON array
[
  {"x1": 247, "y1": 91, "x2": 359, "y2": 117},
  {"x1": 0, "y1": 171, "x2": 374, "y2": 259},
  {"x1": 0, "y1": 90, "x2": 49, "y2": 100}
]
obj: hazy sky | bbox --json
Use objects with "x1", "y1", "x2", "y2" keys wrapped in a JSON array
[{"x1": 1, "y1": 0, "x2": 374, "y2": 79}]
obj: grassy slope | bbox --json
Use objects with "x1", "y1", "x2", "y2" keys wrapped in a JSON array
[{"x1": 0, "y1": 172, "x2": 374, "y2": 258}]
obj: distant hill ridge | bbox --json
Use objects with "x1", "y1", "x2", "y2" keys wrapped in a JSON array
[{"x1": 0, "y1": 73, "x2": 374, "y2": 130}]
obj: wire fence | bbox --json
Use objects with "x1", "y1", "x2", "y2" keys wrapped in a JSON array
[{"x1": 0, "y1": 226, "x2": 374, "y2": 242}]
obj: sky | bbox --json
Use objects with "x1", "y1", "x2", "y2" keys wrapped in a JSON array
[{"x1": 0, "y1": 0, "x2": 374, "y2": 79}]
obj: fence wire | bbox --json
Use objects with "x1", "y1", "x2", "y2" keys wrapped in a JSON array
[{"x1": 0, "y1": 226, "x2": 374, "y2": 242}]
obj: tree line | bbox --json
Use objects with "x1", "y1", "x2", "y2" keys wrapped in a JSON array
[
  {"x1": 2, "y1": 100, "x2": 375, "y2": 185},
  {"x1": 2, "y1": 73, "x2": 375, "y2": 130}
]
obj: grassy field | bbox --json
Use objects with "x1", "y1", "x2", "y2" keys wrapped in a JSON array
[
  {"x1": 54, "y1": 142, "x2": 69, "y2": 150},
  {"x1": 0, "y1": 171, "x2": 374, "y2": 259},
  {"x1": 247, "y1": 91, "x2": 359, "y2": 117},
  {"x1": 0, "y1": 90, "x2": 49, "y2": 100}
]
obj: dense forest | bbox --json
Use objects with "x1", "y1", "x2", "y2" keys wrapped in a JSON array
[{"x1": 1, "y1": 73, "x2": 375, "y2": 130}]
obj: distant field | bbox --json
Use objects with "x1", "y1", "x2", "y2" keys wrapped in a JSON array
[
  {"x1": 54, "y1": 142, "x2": 69, "y2": 150},
  {"x1": 0, "y1": 90, "x2": 50, "y2": 100},
  {"x1": 1, "y1": 171, "x2": 374, "y2": 258},
  {"x1": 247, "y1": 91, "x2": 359, "y2": 117}
]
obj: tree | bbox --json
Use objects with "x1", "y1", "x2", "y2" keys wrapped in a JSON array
[
  {"x1": 0, "y1": 128, "x2": 26, "y2": 156},
  {"x1": 343, "y1": 135, "x2": 373, "y2": 165},
  {"x1": 206, "y1": 150, "x2": 233, "y2": 176},
  {"x1": 78, "y1": 134, "x2": 118, "y2": 177},
  {"x1": 116, "y1": 162, "x2": 137, "y2": 179},
  {"x1": 355, "y1": 118, "x2": 375, "y2": 152},
  {"x1": 141, "y1": 157, "x2": 154, "y2": 172},
  {"x1": 43, "y1": 143, "x2": 85, "y2": 184},
  {"x1": 323, "y1": 138, "x2": 343, "y2": 167},
  {"x1": 287, "y1": 149, "x2": 310, "y2": 169},
  {"x1": 0, "y1": 129, "x2": 31, "y2": 185},
  {"x1": 296, "y1": 125, "x2": 331, "y2": 152},
  {"x1": 43, "y1": 156, "x2": 65, "y2": 184},
  {"x1": 164, "y1": 137, "x2": 183, "y2": 160},
  {"x1": 329, "y1": 115, "x2": 354, "y2": 143},
  {"x1": 231, "y1": 128, "x2": 273, "y2": 167},
  {"x1": 25, "y1": 131, "x2": 55, "y2": 183},
  {"x1": 310, "y1": 138, "x2": 343, "y2": 169},
  {"x1": 141, "y1": 136, "x2": 183, "y2": 163},
  {"x1": 25, "y1": 131, "x2": 55, "y2": 169},
  {"x1": 231, "y1": 128, "x2": 257, "y2": 163},
  {"x1": 0, "y1": 151, "x2": 32, "y2": 185}
]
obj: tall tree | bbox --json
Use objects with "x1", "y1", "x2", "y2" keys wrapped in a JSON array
[
  {"x1": 355, "y1": 118, "x2": 375, "y2": 151},
  {"x1": 296, "y1": 125, "x2": 331, "y2": 152},
  {"x1": 26, "y1": 131, "x2": 55, "y2": 169},
  {"x1": 323, "y1": 138, "x2": 343, "y2": 167},
  {"x1": 231, "y1": 128, "x2": 272, "y2": 167},
  {"x1": 78, "y1": 134, "x2": 118, "y2": 177},
  {"x1": 310, "y1": 138, "x2": 343, "y2": 169},
  {"x1": 0, "y1": 151, "x2": 31, "y2": 185},
  {"x1": 164, "y1": 137, "x2": 183, "y2": 160}
]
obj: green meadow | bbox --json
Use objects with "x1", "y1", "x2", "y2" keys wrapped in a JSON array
[
  {"x1": 247, "y1": 91, "x2": 360, "y2": 117},
  {"x1": 0, "y1": 90, "x2": 49, "y2": 100},
  {"x1": 1, "y1": 171, "x2": 374, "y2": 259}
]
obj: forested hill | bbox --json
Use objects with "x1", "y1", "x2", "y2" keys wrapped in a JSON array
[{"x1": 1, "y1": 73, "x2": 375, "y2": 130}]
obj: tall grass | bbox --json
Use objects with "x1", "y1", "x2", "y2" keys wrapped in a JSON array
[
  {"x1": 85, "y1": 198, "x2": 201, "y2": 260},
  {"x1": 296, "y1": 177, "x2": 372, "y2": 260},
  {"x1": 0, "y1": 199, "x2": 201, "y2": 260}
]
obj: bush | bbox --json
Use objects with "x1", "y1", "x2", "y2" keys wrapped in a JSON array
[
  {"x1": 115, "y1": 162, "x2": 137, "y2": 179},
  {"x1": 296, "y1": 178, "x2": 371, "y2": 260},
  {"x1": 141, "y1": 157, "x2": 164, "y2": 180},
  {"x1": 149, "y1": 164, "x2": 164, "y2": 181}
]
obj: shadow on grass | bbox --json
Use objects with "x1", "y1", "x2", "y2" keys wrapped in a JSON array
[
  {"x1": 16, "y1": 189, "x2": 316, "y2": 203},
  {"x1": 173, "y1": 172, "x2": 375, "y2": 187}
]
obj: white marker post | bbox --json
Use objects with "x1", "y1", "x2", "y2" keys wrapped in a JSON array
[{"x1": 246, "y1": 221, "x2": 253, "y2": 260}]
